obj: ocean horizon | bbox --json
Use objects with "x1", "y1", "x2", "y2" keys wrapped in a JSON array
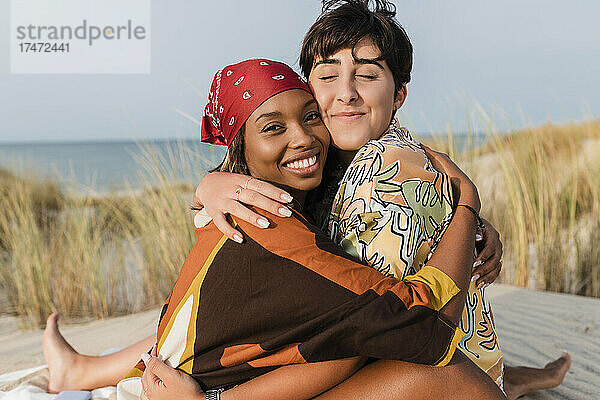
[
  {"x1": 0, "y1": 133, "x2": 488, "y2": 193},
  {"x1": 0, "y1": 138, "x2": 227, "y2": 193}
]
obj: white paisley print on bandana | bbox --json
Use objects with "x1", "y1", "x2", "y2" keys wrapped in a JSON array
[
  {"x1": 327, "y1": 119, "x2": 505, "y2": 389},
  {"x1": 200, "y1": 59, "x2": 312, "y2": 147}
]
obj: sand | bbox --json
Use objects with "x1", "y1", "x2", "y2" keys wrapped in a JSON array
[
  {"x1": 0, "y1": 284, "x2": 598, "y2": 399},
  {"x1": 0, "y1": 310, "x2": 158, "y2": 375},
  {"x1": 487, "y1": 285, "x2": 599, "y2": 399}
]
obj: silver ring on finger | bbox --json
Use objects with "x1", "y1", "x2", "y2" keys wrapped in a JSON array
[
  {"x1": 235, "y1": 187, "x2": 242, "y2": 201},
  {"x1": 243, "y1": 176, "x2": 253, "y2": 189}
]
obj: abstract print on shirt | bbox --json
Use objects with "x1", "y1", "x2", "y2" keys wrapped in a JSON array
[{"x1": 327, "y1": 119, "x2": 505, "y2": 387}]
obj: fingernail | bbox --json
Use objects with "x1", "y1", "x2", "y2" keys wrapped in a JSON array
[
  {"x1": 140, "y1": 352, "x2": 150, "y2": 364},
  {"x1": 473, "y1": 260, "x2": 483, "y2": 268},
  {"x1": 257, "y1": 218, "x2": 270, "y2": 228},
  {"x1": 477, "y1": 281, "x2": 485, "y2": 289},
  {"x1": 279, "y1": 207, "x2": 292, "y2": 217},
  {"x1": 281, "y1": 193, "x2": 293, "y2": 203},
  {"x1": 475, "y1": 233, "x2": 483, "y2": 241},
  {"x1": 471, "y1": 274, "x2": 480, "y2": 282},
  {"x1": 233, "y1": 234, "x2": 243, "y2": 243}
]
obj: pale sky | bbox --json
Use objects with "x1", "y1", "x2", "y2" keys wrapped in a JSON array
[{"x1": 1, "y1": 0, "x2": 599, "y2": 142}]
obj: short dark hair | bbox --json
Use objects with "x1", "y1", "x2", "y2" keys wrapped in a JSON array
[{"x1": 299, "y1": 0, "x2": 413, "y2": 93}]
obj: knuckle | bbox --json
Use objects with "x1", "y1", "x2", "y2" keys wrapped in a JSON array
[
  {"x1": 252, "y1": 180, "x2": 265, "y2": 193},
  {"x1": 256, "y1": 179, "x2": 267, "y2": 190},
  {"x1": 244, "y1": 190, "x2": 257, "y2": 203}
]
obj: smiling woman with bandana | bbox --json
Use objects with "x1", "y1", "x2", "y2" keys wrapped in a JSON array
[
  {"x1": 111, "y1": 58, "x2": 504, "y2": 400},
  {"x1": 39, "y1": 58, "x2": 504, "y2": 400}
]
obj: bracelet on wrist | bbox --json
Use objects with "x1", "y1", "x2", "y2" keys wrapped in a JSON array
[{"x1": 455, "y1": 204, "x2": 484, "y2": 229}]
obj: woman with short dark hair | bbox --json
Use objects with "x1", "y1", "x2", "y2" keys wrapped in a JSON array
[{"x1": 195, "y1": 1, "x2": 570, "y2": 398}]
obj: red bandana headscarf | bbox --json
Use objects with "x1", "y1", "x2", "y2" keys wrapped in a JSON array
[{"x1": 201, "y1": 59, "x2": 312, "y2": 147}]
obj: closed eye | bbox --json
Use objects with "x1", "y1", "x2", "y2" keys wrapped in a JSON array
[{"x1": 304, "y1": 111, "x2": 322, "y2": 123}]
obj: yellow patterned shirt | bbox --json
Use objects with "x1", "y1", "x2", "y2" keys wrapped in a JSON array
[{"x1": 328, "y1": 120, "x2": 505, "y2": 387}]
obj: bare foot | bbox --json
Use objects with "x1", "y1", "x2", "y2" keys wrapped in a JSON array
[
  {"x1": 42, "y1": 313, "x2": 85, "y2": 393},
  {"x1": 504, "y1": 352, "x2": 571, "y2": 400}
]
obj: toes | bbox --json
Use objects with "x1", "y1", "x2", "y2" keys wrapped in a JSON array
[
  {"x1": 545, "y1": 353, "x2": 571, "y2": 386},
  {"x1": 546, "y1": 352, "x2": 571, "y2": 370}
]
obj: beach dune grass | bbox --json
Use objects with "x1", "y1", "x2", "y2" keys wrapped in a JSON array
[
  {"x1": 0, "y1": 143, "x2": 203, "y2": 327},
  {"x1": 427, "y1": 118, "x2": 600, "y2": 297},
  {"x1": 482, "y1": 119, "x2": 600, "y2": 297},
  {"x1": 1, "y1": 120, "x2": 599, "y2": 327}
]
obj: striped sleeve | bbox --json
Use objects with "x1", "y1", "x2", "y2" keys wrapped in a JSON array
[
  {"x1": 236, "y1": 212, "x2": 464, "y2": 366},
  {"x1": 405, "y1": 265, "x2": 460, "y2": 312}
]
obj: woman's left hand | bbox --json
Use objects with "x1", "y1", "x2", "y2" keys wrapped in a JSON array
[
  {"x1": 471, "y1": 218, "x2": 503, "y2": 288},
  {"x1": 140, "y1": 346, "x2": 205, "y2": 400}
]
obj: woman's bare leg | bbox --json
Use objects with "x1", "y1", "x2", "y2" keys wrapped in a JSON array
[
  {"x1": 503, "y1": 353, "x2": 571, "y2": 400},
  {"x1": 43, "y1": 313, "x2": 155, "y2": 393},
  {"x1": 314, "y1": 351, "x2": 505, "y2": 400}
]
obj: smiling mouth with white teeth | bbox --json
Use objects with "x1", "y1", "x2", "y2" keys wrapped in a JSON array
[{"x1": 282, "y1": 154, "x2": 320, "y2": 175}]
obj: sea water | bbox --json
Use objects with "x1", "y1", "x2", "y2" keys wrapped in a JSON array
[
  {"x1": 0, "y1": 139, "x2": 226, "y2": 193},
  {"x1": 0, "y1": 134, "x2": 484, "y2": 193}
]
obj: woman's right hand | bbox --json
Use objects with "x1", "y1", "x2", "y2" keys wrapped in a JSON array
[
  {"x1": 141, "y1": 349, "x2": 205, "y2": 400},
  {"x1": 193, "y1": 172, "x2": 295, "y2": 242},
  {"x1": 421, "y1": 145, "x2": 481, "y2": 213}
]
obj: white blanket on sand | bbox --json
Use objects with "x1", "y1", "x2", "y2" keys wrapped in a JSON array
[{"x1": 0, "y1": 366, "x2": 116, "y2": 400}]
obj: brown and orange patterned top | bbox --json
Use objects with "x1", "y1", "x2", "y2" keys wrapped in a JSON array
[{"x1": 118, "y1": 208, "x2": 463, "y2": 395}]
